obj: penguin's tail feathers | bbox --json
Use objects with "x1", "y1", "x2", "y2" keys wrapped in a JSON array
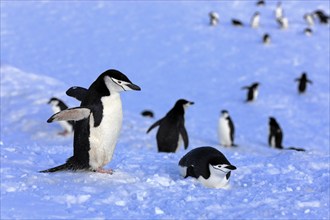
[
  {"x1": 39, "y1": 163, "x2": 71, "y2": 173},
  {"x1": 286, "y1": 147, "x2": 306, "y2": 152}
]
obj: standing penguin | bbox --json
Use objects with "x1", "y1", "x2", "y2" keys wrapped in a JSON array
[
  {"x1": 40, "y1": 69, "x2": 141, "y2": 173},
  {"x1": 295, "y1": 72, "x2": 312, "y2": 94},
  {"x1": 251, "y1": 12, "x2": 260, "y2": 28},
  {"x1": 218, "y1": 110, "x2": 236, "y2": 147},
  {"x1": 146, "y1": 99, "x2": 194, "y2": 153},
  {"x1": 275, "y1": 2, "x2": 283, "y2": 19},
  {"x1": 263, "y1": 33, "x2": 271, "y2": 44},
  {"x1": 178, "y1": 146, "x2": 237, "y2": 188},
  {"x1": 277, "y1": 16, "x2": 289, "y2": 29},
  {"x1": 268, "y1": 117, "x2": 283, "y2": 149},
  {"x1": 48, "y1": 97, "x2": 74, "y2": 135},
  {"x1": 304, "y1": 13, "x2": 314, "y2": 26},
  {"x1": 209, "y1": 11, "x2": 219, "y2": 26},
  {"x1": 242, "y1": 82, "x2": 260, "y2": 102},
  {"x1": 268, "y1": 117, "x2": 305, "y2": 151}
]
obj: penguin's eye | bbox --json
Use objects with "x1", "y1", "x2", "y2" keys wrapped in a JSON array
[{"x1": 117, "y1": 81, "x2": 122, "y2": 84}]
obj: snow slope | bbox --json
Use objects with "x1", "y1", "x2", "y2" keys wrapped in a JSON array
[{"x1": 1, "y1": 1, "x2": 329, "y2": 219}]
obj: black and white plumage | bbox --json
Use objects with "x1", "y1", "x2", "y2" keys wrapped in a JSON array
[
  {"x1": 141, "y1": 110, "x2": 154, "y2": 118},
  {"x1": 277, "y1": 16, "x2": 289, "y2": 29},
  {"x1": 304, "y1": 28, "x2": 313, "y2": 36},
  {"x1": 313, "y1": 10, "x2": 329, "y2": 24},
  {"x1": 256, "y1": 0, "x2": 265, "y2": 7},
  {"x1": 268, "y1": 117, "x2": 283, "y2": 149},
  {"x1": 48, "y1": 97, "x2": 74, "y2": 135},
  {"x1": 209, "y1": 11, "x2": 219, "y2": 26},
  {"x1": 295, "y1": 72, "x2": 312, "y2": 94},
  {"x1": 251, "y1": 12, "x2": 260, "y2": 28},
  {"x1": 268, "y1": 117, "x2": 305, "y2": 152},
  {"x1": 231, "y1": 19, "x2": 244, "y2": 27},
  {"x1": 146, "y1": 99, "x2": 194, "y2": 153},
  {"x1": 178, "y1": 146, "x2": 237, "y2": 188},
  {"x1": 41, "y1": 69, "x2": 141, "y2": 173},
  {"x1": 263, "y1": 33, "x2": 271, "y2": 44},
  {"x1": 218, "y1": 110, "x2": 236, "y2": 147},
  {"x1": 242, "y1": 82, "x2": 260, "y2": 102},
  {"x1": 275, "y1": 2, "x2": 283, "y2": 19},
  {"x1": 304, "y1": 13, "x2": 314, "y2": 26}
]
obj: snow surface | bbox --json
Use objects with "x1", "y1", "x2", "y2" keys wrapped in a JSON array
[{"x1": 1, "y1": 1, "x2": 329, "y2": 219}]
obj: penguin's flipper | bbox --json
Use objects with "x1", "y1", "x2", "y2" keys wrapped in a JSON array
[
  {"x1": 47, "y1": 107, "x2": 91, "y2": 123},
  {"x1": 146, "y1": 119, "x2": 163, "y2": 133},
  {"x1": 66, "y1": 86, "x2": 88, "y2": 102},
  {"x1": 179, "y1": 125, "x2": 189, "y2": 149}
]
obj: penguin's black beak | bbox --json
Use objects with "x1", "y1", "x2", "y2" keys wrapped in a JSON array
[
  {"x1": 189, "y1": 101, "x2": 194, "y2": 105},
  {"x1": 225, "y1": 165, "x2": 237, "y2": 170},
  {"x1": 127, "y1": 83, "x2": 141, "y2": 91}
]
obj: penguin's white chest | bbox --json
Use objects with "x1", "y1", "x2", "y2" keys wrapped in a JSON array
[
  {"x1": 88, "y1": 94, "x2": 123, "y2": 169},
  {"x1": 218, "y1": 117, "x2": 231, "y2": 146},
  {"x1": 253, "y1": 89, "x2": 259, "y2": 101},
  {"x1": 251, "y1": 16, "x2": 260, "y2": 28},
  {"x1": 198, "y1": 165, "x2": 230, "y2": 188}
]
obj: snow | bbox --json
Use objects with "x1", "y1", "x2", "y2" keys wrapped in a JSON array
[{"x1": 1, "y1": 1, "x2": 329, "y2": 219}]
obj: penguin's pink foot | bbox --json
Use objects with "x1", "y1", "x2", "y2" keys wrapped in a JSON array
[
  {"x1": 95, "y1": 168, "x2": 114, "y2": 174},
  {"x1": 58, "y1": 130, "x2": 70, "y2": 136}
]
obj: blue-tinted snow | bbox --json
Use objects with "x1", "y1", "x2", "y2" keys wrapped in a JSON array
[{"x1": 1, "y1": 1, "x2": 329, "y2": 219}]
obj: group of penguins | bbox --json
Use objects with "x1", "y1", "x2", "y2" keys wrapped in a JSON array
[
  {"x1": 43, "y1": 68, "x2": 311, "y2": 188},
  {"x1": 208, "y1": 1, "x2": 329, "y2": 44},
  {"x1": 40, "y1": 1, "x2": 326, "y2": 189}
]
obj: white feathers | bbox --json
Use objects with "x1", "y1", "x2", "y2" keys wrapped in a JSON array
[
  {"x1": 218, "y1": 113, "x2": 232, "y2": 147},
  {"x1": 88, "y1": 93, "x2": 123, "y2": 170},
  {"x1": 198, "y1": 164, "x2": 231, "y2": 189}
]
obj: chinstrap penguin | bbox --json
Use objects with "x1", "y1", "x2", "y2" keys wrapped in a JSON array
[
  {"x1": 41, "y1": 69, "x2": 141, "y2": 174},
  {"x1": 47, "y1": 97, "x2": 74, "y2": 136},
  {"x1": 256, "y1": 0, "x2": 265, "y2": 7},
  {"x1": 268, "y1": 117, "x2": 305, "y2": 152},
  {"x1": 304, "y1": 13, "x2": 314, "y2": 26},
  {"x1": 277, "y1": 16, "x2": 289, "y2": 29},
  {"x1": 275, "y1": 2, "x2": 283, "y2": 19},
  {"x1": 218, "y1": 110, "x2": 236, "y2": 147},
  {"x1": 251, "y1": 12, "x2": 260, "y2": 28},
  {"x1": 231, "y1": 19, "x2": 244, "y2": 27},
  {"x1": 242, "y1": 82, "x2": 260, "y2": 102},
  {"x1": 209, "y1": 11, "x2": 219, "y2": 26},
  {"x1": 141, "y1": 110, "x2": 154, "y2": 118},
  {"x1": 295, "y1": 72, "x2": 312, "y2": 94},
  {"x1": 263, "y1": 33, "x2": 271, "y2": 44},
  {"x1": 313, "y1": 10, "x2": 329, "y2": 24},
  {"x1": 304, "y1": 28, "x2": 313, "y2": 36},
  {"x1": 179, "y1": 146, "x2": 237, "y2": 188},
  {"x1": 146, "y1": 99, "x2": 194, "y2": 153}
]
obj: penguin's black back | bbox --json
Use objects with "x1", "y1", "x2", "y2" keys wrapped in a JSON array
[
  {"x1": 269, "y1": 117, "x2": 283, "y2": 149},
  {"x1": 179, "y1": 146, "x2": 231, "y2": 179},
  {"x1": 157, "y1": 103, "x2": 185, "y2": 152}
]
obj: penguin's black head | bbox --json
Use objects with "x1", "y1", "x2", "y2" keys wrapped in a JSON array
[
  {"x1": 221, "y1": 110, "x2": 229, "y2": 117},
  {"x1": 175, "y1": 99, "x2": 194, "y2": 109},
  {"x1": 301, "y1": 72, "x2": 307, "y2": 78},
  {"x1": 99, "y1": 69, "x2": 141, "y2": 93},
  {"x1": 48, "y1": 97, "x2": 61, "y2": 105},
  {"x1": 269, "y1": 117, "x2": 278, "y2": 125}
]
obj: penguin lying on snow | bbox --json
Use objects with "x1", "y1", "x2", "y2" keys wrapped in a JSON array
[
  {"x1": 231, "y1": 19, "x2": 244, "y2": 27},
  {"x1": 146, "y1": 99, "x2": 194, "y2": 153},
  {"x1": 179, "y1": 146, "x2": 236, "y2": 188},
  {"x1": 218, "y1": 110, "x2": 236, "y2": 147},
  {"x1": 48, "y1": 97, "x2": 74, "y2": 136},
  {"x1": 141, "y1": 110, "x2": 154, "y2": 118},
  {"x1": 295, "y1": 72, "x2": 312, "y2": 94},
  {"x1": 40, "y1": 69, "x2": 141, "y2": 173},
  {"x1": 268, "y1": 117, "x2": 305, "y2": 152},
  {"x1": 242, "y1": 82, "x2": 260, "y2": 102}
]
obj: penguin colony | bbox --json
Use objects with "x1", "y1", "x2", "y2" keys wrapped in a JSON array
[{"x1": 43, "y1": 1, "x2": 327, "y2": 189}]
